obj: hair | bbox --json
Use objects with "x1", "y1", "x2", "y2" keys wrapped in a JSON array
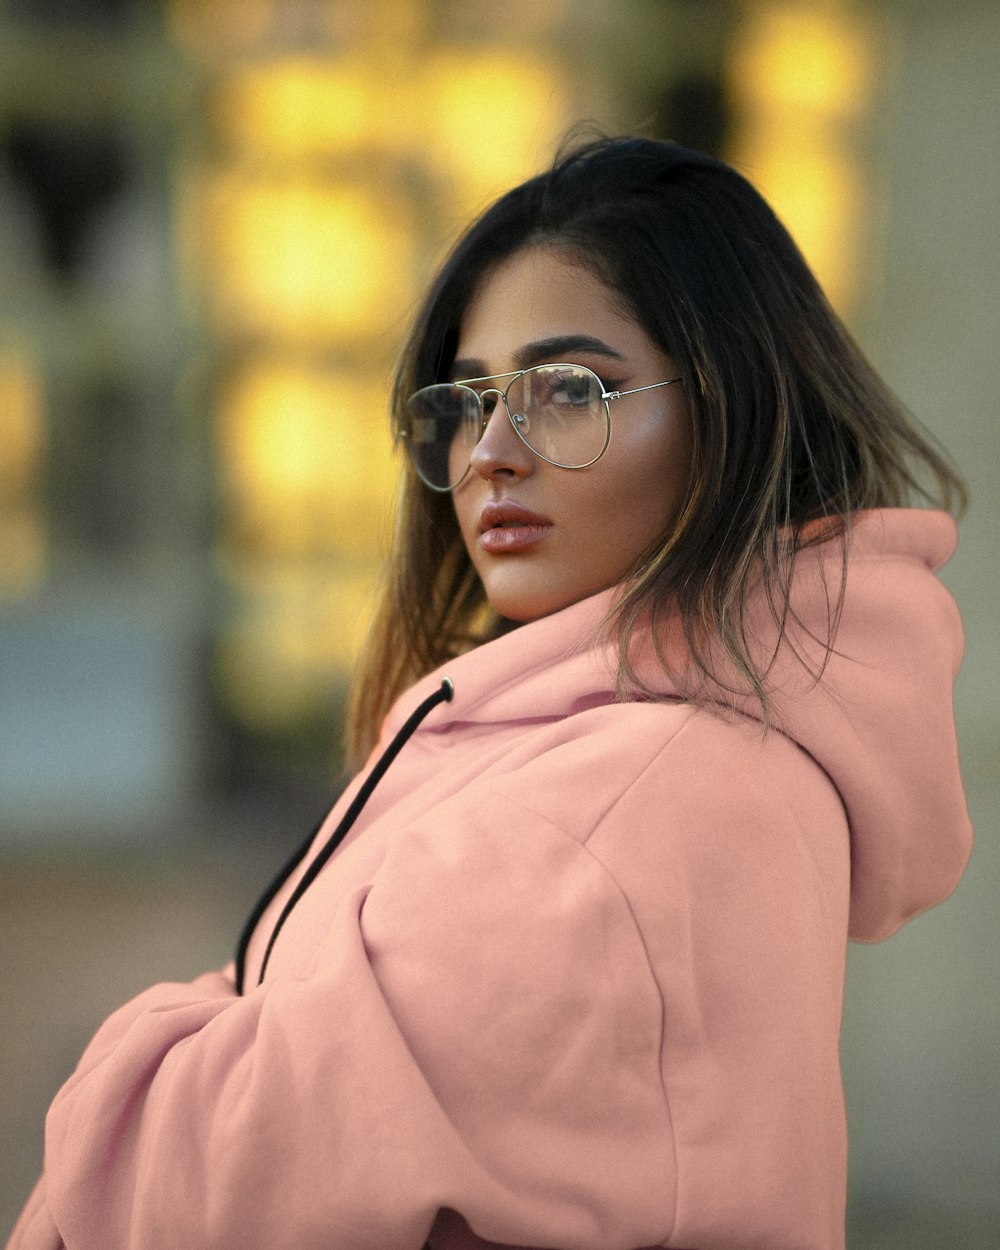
[{"x1": 345, "y1": 134, "x2": 966, "y2": 769}]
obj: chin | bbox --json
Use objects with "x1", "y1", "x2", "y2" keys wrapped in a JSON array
[
  {"x1": 479, "y1": 574, "x2": 580, "y2": 624},
  {"x1": 484, "y1": 594, "x2": 550, "y2": 624}
]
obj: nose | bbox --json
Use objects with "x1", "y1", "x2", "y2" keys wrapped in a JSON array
[{"x1": 468, "y1": 390, "x2": 534, "y2": 480}]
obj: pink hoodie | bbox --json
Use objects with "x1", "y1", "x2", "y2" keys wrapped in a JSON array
[{"x1": 7, "y1": 509, "x2": 972, "y2": 1250}]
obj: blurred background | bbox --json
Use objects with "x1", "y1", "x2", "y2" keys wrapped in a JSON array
[{"x1": 0, "y1": 0, "x2": 996, "y2": 1244}]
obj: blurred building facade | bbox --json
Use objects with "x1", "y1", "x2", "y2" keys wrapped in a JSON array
[{"x1": 1, "y1": 0, "x2": 998, "y2": 1245}]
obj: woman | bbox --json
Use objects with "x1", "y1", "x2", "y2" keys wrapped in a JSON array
[{"x1": 8, "y1": 137, "x2": 972, "y2": 1250}]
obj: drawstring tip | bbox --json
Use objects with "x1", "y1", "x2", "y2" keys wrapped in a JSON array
[{"x1": 440, "y1": 677, "x2": 455, "y2": 701}]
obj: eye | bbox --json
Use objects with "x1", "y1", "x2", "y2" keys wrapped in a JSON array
[
  {"x1": 558, "y1": 375, "x2": 592, "y2": 404},
  {"x1": 534, "y1": 367, "x2": 604, "y2": 409}
]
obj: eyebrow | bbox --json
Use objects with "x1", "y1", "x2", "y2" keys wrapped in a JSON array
[{"x1": 450, "y1": 334, "x2": 627, "y2": 381}]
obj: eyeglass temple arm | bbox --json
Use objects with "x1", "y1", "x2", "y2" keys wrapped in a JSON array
[{"x1": 603, "y1": 377, "x2": 683, "y2": 401}]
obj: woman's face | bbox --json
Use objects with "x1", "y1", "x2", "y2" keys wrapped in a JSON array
[{"x1": 450, "y1": 245, "x2": 693, "y2": 622}]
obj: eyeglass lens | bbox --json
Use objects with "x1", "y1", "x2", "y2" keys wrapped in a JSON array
[{"x1": 404, "y1": 364, "x2": 609, "y2": 491}]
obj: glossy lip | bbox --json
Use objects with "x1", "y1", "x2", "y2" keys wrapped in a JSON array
[
  {"x1": 478, "y1": 500, "x2": 553, "y2": 533},
  {"x1": 477, "y1": 500, "x2": 553, "y2": 554}
]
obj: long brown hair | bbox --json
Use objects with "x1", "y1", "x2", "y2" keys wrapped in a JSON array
[{"x1": 346, "y1": 136, "x2": 966, "y2": 769}]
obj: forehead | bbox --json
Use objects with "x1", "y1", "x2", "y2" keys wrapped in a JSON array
[{"x1": 456, "y1": 246, "x2": 642, "y2": 359}]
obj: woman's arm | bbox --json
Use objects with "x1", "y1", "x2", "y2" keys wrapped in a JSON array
[
  {"x1": 6, "y1": 967, "x2": 235, "y2": 1250},
  {"x1": 14, "y1": 815, "x2": 676, "y2": 1250},
  {"x1": 10, "y1": 715, "x2": 848, "y2": 1250}
]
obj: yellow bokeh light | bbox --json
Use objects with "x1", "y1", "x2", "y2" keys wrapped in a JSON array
[
  {"x1": 216, "y1": 361, "x2": 398, "y2": 562},
  {"x1": 215, "y1": 58, "x2": 373, "y2": 159},
  {"x1": 735, "y1": 135, "x2": 862, "y2": 311},
  {"x1": 195, "y1": 169, "x2": 417, "y2": 345},
  {"x1": 423, "y1": 47, "x2": 570, "y2": 217},
  {"x1": 730, "y1": 3, "x2": 874, "y2": 120},
  {"x1": 211, "y1": 45, "x2": 571, "y2": 216},
  {"x1": 727, "y1": 2, "x2": 874, "y2": 313},
  {"x1": 0, "y1": 347, "x2": 47, "y2": 597},
  {"x1": 0, "y1": 347, "x2": 45, "y2": 483}
]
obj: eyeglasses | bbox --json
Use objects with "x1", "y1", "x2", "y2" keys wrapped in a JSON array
[{"x1": 399, "y1": 362, "x2": 682, "y2": 492}]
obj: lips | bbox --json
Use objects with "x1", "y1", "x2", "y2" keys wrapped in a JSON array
[
  {"x1": 479, "y1": 501, "x2": 552, "y2": 533},
  {"x1": 477, "y1": 500, "x2": 553, "y2": 553}
]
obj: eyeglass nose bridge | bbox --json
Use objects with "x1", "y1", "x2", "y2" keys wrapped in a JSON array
[{"x1": 474, "y1": 381, "x2": 527, "y2": 439}]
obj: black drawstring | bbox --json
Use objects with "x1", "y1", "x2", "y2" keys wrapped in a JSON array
[
  {"x1": 233, "y1": 819, "x2": 323, "y2": 997},
  {"x1": 234, "y1": 678, "x2": 454, "y2": 994}
]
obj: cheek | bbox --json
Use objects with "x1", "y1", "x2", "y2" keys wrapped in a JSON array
[
  {"x1": 552, "y1": 465, "x2": 663, "y2": 586},
  {"x1": 602, "y1": 422, "x2": 691, "y2": 544},
  {"x1": 591, "y1": 475, "x2": 667, "y2": 566}
]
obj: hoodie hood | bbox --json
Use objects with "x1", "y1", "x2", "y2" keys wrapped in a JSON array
[{"x1": 390, "y1": 508, "x2": 972, "y2": 942}]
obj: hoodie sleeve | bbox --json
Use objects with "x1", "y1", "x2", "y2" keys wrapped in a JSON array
[
  {"x1": 13, "y1": 810, "x2": 678, "y2": 1250},
  {"x1": 5, "y1": 1177, "x2": 62, "y2": 1250},
  {"x1": 10, "y1": 710, "x2": 850, "y2": 1250}
]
